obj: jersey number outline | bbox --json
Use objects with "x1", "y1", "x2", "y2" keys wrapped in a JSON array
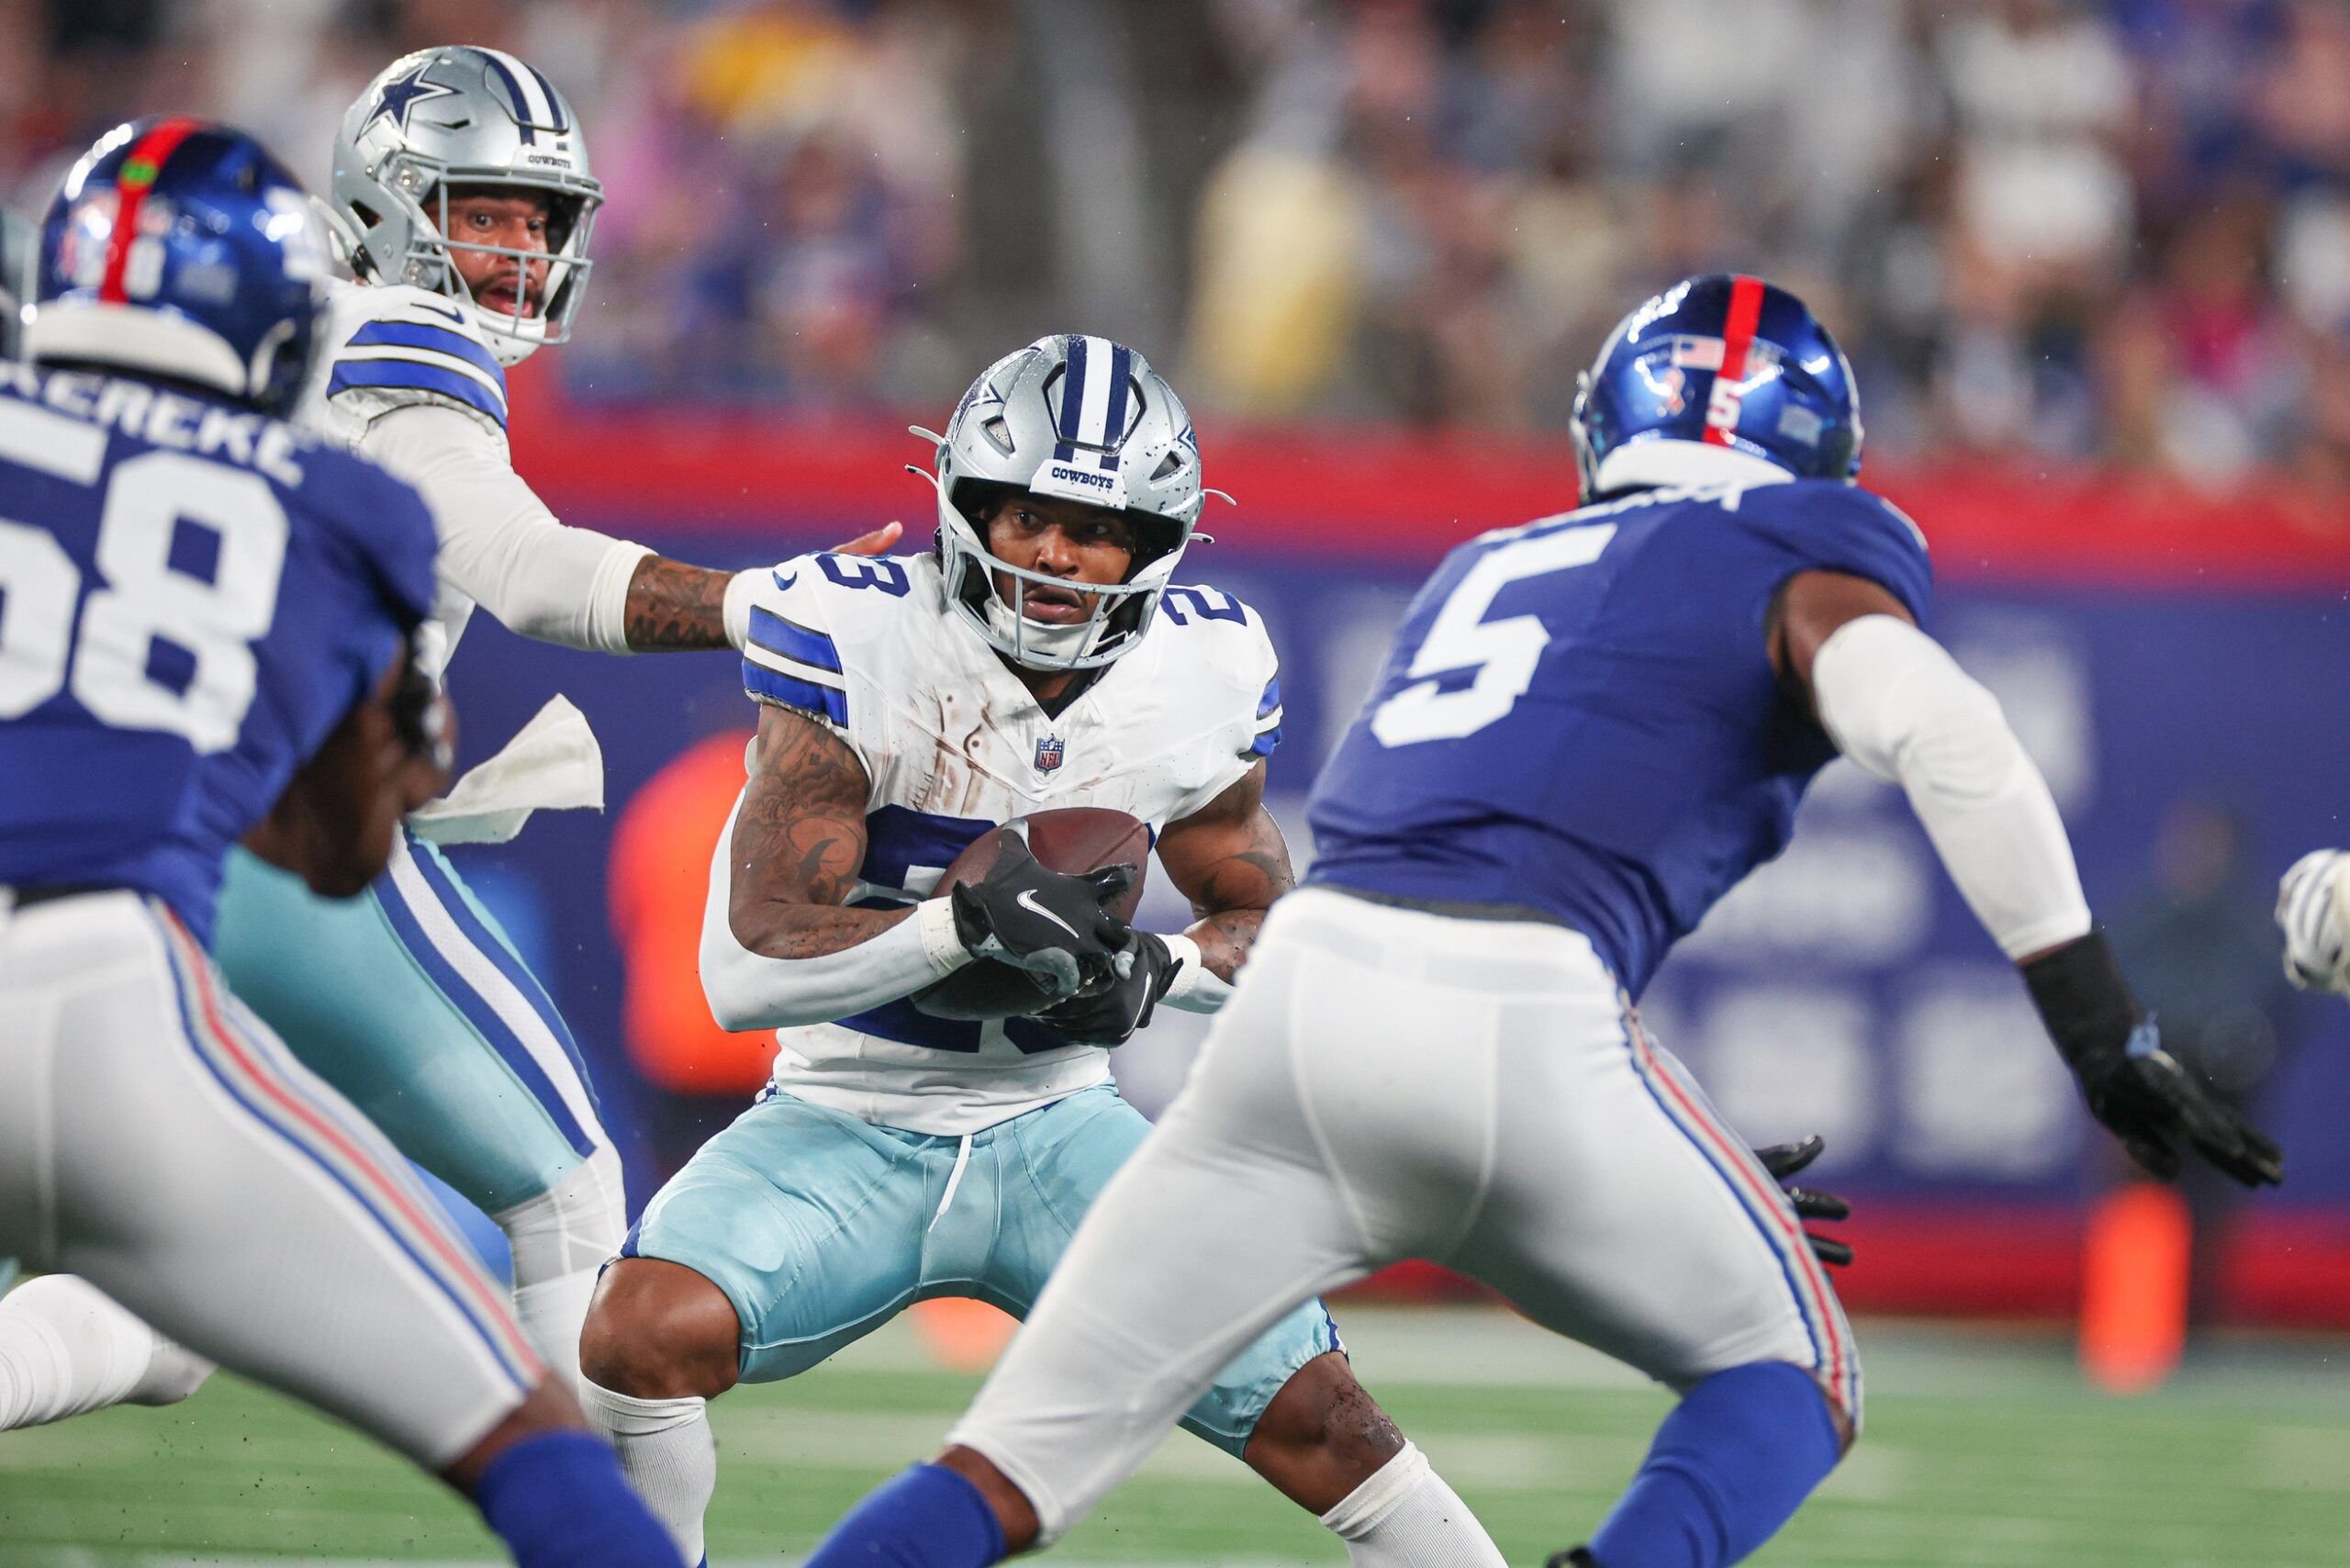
[
  {"x1": 818, "y1": 554, "x2": 911, "y2": 596},
  {"x1": 1158, "y1": 586, "x2": 1246, "y2": 626},
  {"x1": 1369, "y1": 521, "x2": 1617, "y2": 747},
  {"x1": 0, "y1": 433, "x2": 288, "y2": 754}
]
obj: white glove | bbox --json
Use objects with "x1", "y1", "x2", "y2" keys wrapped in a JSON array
[{"x1": 2277, "y1": 848, "x2": 2350, "y2": 994}]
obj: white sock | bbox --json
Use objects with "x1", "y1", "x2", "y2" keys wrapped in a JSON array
[
  {"x1": 1320, "y1": 1440, "x2": 1507, "y2": 1568},
  {"x1": 498, "y1": 1148, "x2": 628, "y2": 1394},
  {"x1": 0, "y1": 1275, "x2": 214, "y2": 1430},
  {"x1": 580, "y1": 1375, "x2": 716, "y2": 1566}
]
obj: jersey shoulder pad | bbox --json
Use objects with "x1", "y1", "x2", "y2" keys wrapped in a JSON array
[
  {"x1": 1154, "y1": 582, "x2": 1282, "y2": 760},
  {"x1": 320, "y1": 283, "x2": 509, "y2": 431},
  {"x1": 1738, "y1": 479, "x2": 1933, "y2": 623},
  {"x1": 735, "y1": 550, "x2": 922, "y2": 730},
  {"x1": 295, "y1": 444, "x2": 441, "y2": 631}
]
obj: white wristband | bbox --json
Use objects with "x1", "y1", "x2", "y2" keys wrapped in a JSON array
[
  {"x1": 916, "y1": 896, "x2": 974, "y2": 975},
  {"x1": 1160, "y1": 932, "x2": 1235, "y2": 1014}
]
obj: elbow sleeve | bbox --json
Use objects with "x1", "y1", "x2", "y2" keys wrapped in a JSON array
[
  {"x1": 697, "y1": 811, "x2": 969, "y2": 1030},
  {"x1": 1812, "y1": 614, "x2": 2091, "y2": 959},
  {"x1": 360, "y1": 403, "x2": 650, "y2": 653}
]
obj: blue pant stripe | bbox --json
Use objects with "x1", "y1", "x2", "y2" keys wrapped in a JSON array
[
  {"x1": 374, "y1": 838, "x2": 599, "y2": 1160},
  {"x1": 1621, "y1": 1032, "x2": 1837, "y2": 1399}
]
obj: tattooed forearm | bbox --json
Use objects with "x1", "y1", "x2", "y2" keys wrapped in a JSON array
[
  {"x1": 728, "y1": 705, "x2": 906, "y2": 958},
  {"x1": 622, "y1": 554, "x2": 733, "y2": 652},
  {"x1": 1159, "y1": 761, "x2": 1297, "y2": 985},
  {"x1": 1188, "y1": 908, "x2": 1265, "y2": 983}
]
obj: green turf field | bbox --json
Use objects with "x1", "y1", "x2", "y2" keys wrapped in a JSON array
[{"x1": 5, "y1": 1306, "x2": 2347, "y2": 1567}]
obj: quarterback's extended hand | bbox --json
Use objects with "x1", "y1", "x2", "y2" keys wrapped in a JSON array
[
  {"x1": 1753, "y1": 1136, "x2": 1853, "y2": 1267},
  {"x1": 2277, "y1": 848, "x2": 2350, "y2": 995},
  {"x1": 829, "y1": 521, "x2": 903, "y2": 557},
  {"x1": 1038, "y1": 930, "x2": 1181, "y2": 1047},
  {"x1": 948, "y1": 831, "x2": 1136, "y2": 1000}
]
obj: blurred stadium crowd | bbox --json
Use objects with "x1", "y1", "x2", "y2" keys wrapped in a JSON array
[{"x1": 6, "y1": 0, "x2": 2349, "y2": 484}]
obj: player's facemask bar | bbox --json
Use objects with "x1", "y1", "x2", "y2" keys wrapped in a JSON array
[{"x1": 378, "y1": 159, "x2": 599, "y2": 353}]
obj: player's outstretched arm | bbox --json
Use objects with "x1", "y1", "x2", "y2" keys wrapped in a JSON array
[
  {"x1": 620, "y1": 521, "x2": 904, "y2": 652},
  {"x1": 1777, "y1": 570, "x2": 2283, "y2": 1189},
  {"x1": 1036, "y1": 761, "x2": 1294, "y2": 1046},
  {"x1": 361, "y1": 401, "x2": 905, "y2": 655},
  {"x1": 246, "y1": 635, "x2": 453, "y2": 898}
]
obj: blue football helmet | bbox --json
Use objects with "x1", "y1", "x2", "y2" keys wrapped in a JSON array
[
  {"x1": 28, "y1": 117, "x2": 329, "y2": 415},
  {"x1": 1570, "y1": 274, "x2": 1863, "y2": 498}
]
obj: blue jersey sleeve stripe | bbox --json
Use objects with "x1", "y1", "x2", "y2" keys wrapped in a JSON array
[
  {"x1": 328, "y1": 362, "x2": 508, "y2": 428},
  {"x1": 744, "y1": 661, "x2": 848, "y2": 725},
  {"x1": 347, "y1": 320, "x2": 507, "y2": 385},
  {"x1": 1249, "y1": 723, "x2": 1282, "y2": 758},
  {"x1": 747, "y1": 606, "x2": 842, "y2": 674},
  {"x1": 1258, "y1": 676, "x2": 1281, "y2": 720}
]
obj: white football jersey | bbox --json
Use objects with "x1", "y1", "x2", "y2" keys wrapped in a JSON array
[
  {"x1": 734, "y1": 550, "x2": 1282, "y2": 1135},
  {"x1": 298, "y1": 279, "x2": 515, "y2": 678}
]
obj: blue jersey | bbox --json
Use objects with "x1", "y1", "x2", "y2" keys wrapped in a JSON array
[
  {"x1": 0, "y1": 365, "x2": 438, "y2": 943},
  {"x1": 1306, "y1": 476, "x2": 1932, "y2": 997}
]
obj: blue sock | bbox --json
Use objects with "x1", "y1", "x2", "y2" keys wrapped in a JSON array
[
  {"x1": 473, "y1": 1429, "x2": 684, "y2": 1568},
  {"x1": 803, "y1": 1462, "x2": 1008, "y2": 1568},
  {"x1": 1586, "y1": 1361, "x2": 1842, "y2": 1568}
]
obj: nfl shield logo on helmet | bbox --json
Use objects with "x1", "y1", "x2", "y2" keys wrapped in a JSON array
[{"x1": 1034, "y1": 735, "x2": 1065, "y2": 774}]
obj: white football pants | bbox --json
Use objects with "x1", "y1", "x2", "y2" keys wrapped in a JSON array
[
  {"x1": 0, "y1": 891, "x2": 543, "y2": 1468},
  {"x1": 951, "y1": 888, "x2": 1859, "y2": 1541}
]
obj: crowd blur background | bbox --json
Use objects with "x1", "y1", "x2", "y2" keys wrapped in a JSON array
[{"x1": 9, "y1": 0, "x2": 2350, "y2": 488}]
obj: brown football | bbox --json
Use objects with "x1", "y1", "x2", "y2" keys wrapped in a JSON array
[{"x1": 910, "y1": 807, "x2": 1151, "y2": 1021}]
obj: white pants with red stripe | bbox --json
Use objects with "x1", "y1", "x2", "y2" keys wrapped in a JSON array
[
  {"x1": 0, "y1": 891, "x2": 543, "y2": 1469},
  {"x1": 950, "y1": 887, "x2": 1859, "y2": 1541}
]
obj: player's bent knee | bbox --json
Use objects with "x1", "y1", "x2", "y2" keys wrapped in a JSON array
[
  {"x1": 1242, "y1": 1351, "x2": 1406, "y2": 1513},
  {"x1": 578, "y1": 1258, "x2": 742, "y2": 1401}
]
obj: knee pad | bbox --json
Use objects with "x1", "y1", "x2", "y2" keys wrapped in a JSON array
[{"x1": 497, "y1": 1146, "x2": 627, "y2": 1287}]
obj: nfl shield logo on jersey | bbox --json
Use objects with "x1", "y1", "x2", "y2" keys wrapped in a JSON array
[{"x1": 1035, "y1": 735, "x2": 1066, "y2": 774}]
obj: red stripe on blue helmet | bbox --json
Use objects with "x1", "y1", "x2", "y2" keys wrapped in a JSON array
[
  {"x1": 1703, "y1": 274, "x2": 1767, "y2": 448},
  {"x1": 98, "y1": 118, "x2": 205, "y2": 306}
]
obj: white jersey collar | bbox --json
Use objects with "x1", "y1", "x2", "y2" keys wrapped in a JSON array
[{"x1": 1595, "y1": 440, "x2": 1796, "y2": 496}]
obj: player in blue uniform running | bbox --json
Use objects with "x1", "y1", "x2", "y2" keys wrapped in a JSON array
[
  {"x1": 796, "y1": 274, "x2": 2284, "y2": 1568},
  {"x1": 0, "y1": 118, "x2": 677, "y2": 1566}
]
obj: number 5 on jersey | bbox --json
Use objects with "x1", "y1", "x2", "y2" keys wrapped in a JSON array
[{"x1": 1370, "y1": 521, "x2": 1615, "y2": 747}]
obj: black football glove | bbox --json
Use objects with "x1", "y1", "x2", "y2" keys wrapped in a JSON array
[
  {"x1": 1753, "y1": 1135, "x2": 1853, "y2": 1268},
  {"x1": 2024, "y1": 932, "x2": 2284, "y2": 1188},
  {"x1": 948, "y1": 830, "x2": 1136, "y2": 1001},
  {"x1": 1037, "y1": 930, "x2": 1181, "y2": 1047}
]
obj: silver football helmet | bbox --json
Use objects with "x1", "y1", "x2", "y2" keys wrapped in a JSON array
[
  {"x1": 330, "y1": 46, "x2": 600, "y2": 365},
  {"x1": 912, "y1": 334, "x2": 1223, "y2": 672}
]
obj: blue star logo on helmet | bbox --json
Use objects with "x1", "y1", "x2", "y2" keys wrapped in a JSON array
[{"x1": 367, "y1": 62, "x2": 457, "y2": 135}]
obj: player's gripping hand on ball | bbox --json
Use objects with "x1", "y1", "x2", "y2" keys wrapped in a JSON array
[
  {"x1": 949, "y1": 832, "x2": 1138, "y2": 1000},
  {"x1": 1038, "y1": 930, "x2": 1184, "y2": 1046},
  {"x1": 2277, "y1": 848, "x2": 2350, "y2": 995}
]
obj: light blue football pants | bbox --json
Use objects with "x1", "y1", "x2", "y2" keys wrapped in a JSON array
[
  {"x1": 625, "y1": 1083, "x2": 1341, "y2": 1456},
  {"x1": 212, "y1": 827, "x2": 624, "y2": 1374}
]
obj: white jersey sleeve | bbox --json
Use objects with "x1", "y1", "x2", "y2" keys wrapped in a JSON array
[
  {"x1": 1154, "y1": 585, "x2": 1282, "y2": 824},
  {"x1": 303, "y1": 282, "x2": 651, "y2": 662},
  {"x1": 737, "y1": 554, "x2": 872, "y2": 786}
]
